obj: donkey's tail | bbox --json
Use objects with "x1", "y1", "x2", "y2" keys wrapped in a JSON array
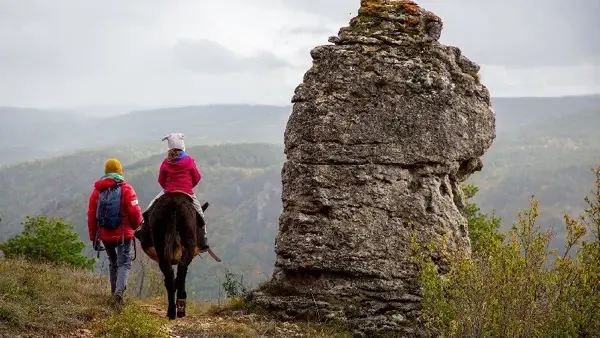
[{"x1": 163, "y1": 198, "x2": 179, "y2": 264}]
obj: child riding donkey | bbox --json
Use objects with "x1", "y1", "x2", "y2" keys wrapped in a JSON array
[{"x1": 135, "y1": 133, "x2": 208, "y2": 250}]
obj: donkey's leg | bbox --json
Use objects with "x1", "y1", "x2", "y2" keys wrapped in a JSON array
[
  {"x1": 175, "y1": 216, "x2": 197, "y2": 318},
  {"x1": 175, "y1": 245, "x2": 196, "y2": 318},
  {"x1": 158, "y1": 260, "x2": 176, "y2": 320},
  {"x1": 175, "y1": 262, "x2": 189, "y2": 318}
]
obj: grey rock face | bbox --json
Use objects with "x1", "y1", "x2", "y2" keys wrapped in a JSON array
[{"x1": 249, "y1": 0, "x2": 496, "y2": 336}]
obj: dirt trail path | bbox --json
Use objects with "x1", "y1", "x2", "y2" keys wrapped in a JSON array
[
  {"x1": 138, "y1": 301, "x2": 322, "y2": 338},
  {"x1": 61, "y1": 299, "x2": 348, "y2": 338}
]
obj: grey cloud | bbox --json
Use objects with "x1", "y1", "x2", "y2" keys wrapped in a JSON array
[
  {"x1": 287, "y1": 0, "x2": 600, "y2": 67},
  {"x1": 172, "y1": 39, "x2": 292, "y2": 74},
  {"x1": 0, "y1": 0, "x2": 165, "y2": 77},
  {"x1": 0, "y1": 0, "x2": 597, "y2": 108},
  {"x1": 435, "y1": 0, "x2": 600, "y2": 67}
]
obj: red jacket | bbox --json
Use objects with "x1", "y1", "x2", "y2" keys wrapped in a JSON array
[
  {"x1": 158, "y1": 152, "x2": 201, "y2": 195},
  {"x1": 87, "y1": 176, "x2": 143, "y2": 243}
]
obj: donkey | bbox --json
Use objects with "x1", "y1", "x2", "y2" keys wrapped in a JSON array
[{"x1": 146, "y1": 192, "x2": 204, "y2": 320}]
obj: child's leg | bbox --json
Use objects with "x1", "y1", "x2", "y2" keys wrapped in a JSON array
[
  {"x1": 190, "y1": 194, "x2": 205, "y2": 219},
  {"x1": 190, "y1": 194, "x2": 208, "y2": 249}
]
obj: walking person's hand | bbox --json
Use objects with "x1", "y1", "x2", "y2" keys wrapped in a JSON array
[{"x1": 93, "y1": 240, "x2": 105, "y2": 251}]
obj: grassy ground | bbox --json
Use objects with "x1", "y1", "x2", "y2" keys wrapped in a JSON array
[
  {"x1": 0, "y1": 258, "x2": 113, "y2": 337},
  {"x1": 0, "y1": 259, "x2": 352, "y2": 338}
]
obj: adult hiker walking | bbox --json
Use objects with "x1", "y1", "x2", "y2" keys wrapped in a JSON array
[{"x1": 87, "y1": 158, "x2": 143, "y2": 307}]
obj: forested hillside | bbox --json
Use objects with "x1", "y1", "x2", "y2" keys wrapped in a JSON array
[
  {"x1": 470, "y1": 105, "x2": 600, "y2": 248},
  {"x1": 0, "y1": 94, "x2": 598, "y2": 299}
]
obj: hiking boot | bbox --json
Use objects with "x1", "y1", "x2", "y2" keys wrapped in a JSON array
[{"x1": 113, "y1": 291, "x2": 124, "y2": 310}]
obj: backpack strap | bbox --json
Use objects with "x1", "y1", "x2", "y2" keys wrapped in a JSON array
[{"x1": 115, "y1": 182, "x2": 126, "y2": 244}]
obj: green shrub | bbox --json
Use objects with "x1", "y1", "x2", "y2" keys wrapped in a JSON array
[
  {"x1": 0, "y1": 215, "x2": 95, "y2": 270},
  {"x1": 462, "y1": 184, "x2": 504, "y2": 253},
  {"x1": 418, "y1": 167, "x2": 600, "y2": 337},
  {"x1": 222, "y1": 269, "x2": 249, "y2": 299},
  {"x1": 95, "y1": 304, "x2": 169, "y2": 338}
]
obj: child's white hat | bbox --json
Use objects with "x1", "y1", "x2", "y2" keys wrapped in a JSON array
[{"x1": 162, "y1": 133, "x2": 185, "y2": 151}]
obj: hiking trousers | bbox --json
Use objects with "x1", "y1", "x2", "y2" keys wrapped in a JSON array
[{"x1": 104, "y1": 240, "x2": 133, "y2": 295}]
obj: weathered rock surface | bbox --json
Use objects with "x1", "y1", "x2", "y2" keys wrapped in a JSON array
[{"x1": 249, "y1": 0, "x2": 496, "y2": 336}]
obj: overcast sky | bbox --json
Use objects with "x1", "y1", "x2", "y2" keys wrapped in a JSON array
[{"x1": 0, "y1": 0, "x2": 598, "y2": 109}]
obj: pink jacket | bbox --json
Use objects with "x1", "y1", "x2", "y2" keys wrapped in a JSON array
[{"x1": 158, "y1": 152, "x2": 201, "y2": 195}]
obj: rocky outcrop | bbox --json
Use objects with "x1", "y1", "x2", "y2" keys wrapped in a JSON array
[{"x1": 249, "y1": 0, "x2": 496, "y2": 336}]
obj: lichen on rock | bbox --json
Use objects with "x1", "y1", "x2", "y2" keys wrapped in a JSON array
[{"x1": 248, "y1": 0, "x2": 496, "y2": 336}]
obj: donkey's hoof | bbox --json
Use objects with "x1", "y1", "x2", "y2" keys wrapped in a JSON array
[
  {"x1": 167, "y1": 307, "x2": 177, "y2": 320},
  {"x1": 176, "y1": 299, "x2": 186, "y2": 318}
]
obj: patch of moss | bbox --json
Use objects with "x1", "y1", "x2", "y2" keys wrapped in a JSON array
[
  {"x1": 354, "y1": 0, "x2": 430, "y2": 37},
  {"x1": 360, "y1": 0, "x2": 385, "y2": 14},
  {"x1": 404, "y1": 15, "x2": 421, "y2": 27},
  {"x1": 361, "y1": 0, "x2": 421, "y2": 16},
  {"x1": 398, "y1": 0, "x2": 420, "y2": 15},
  {"x1": 358, "y1": 0, "x2": 389, "y2": 23}
]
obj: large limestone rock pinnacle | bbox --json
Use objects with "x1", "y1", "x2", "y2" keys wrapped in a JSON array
[{"x1": 250, "y1": 0, "x2": 496, "y2": 336}]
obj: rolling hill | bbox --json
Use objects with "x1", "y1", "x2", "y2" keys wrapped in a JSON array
[
  {"x1": 0, "y1": 104, "x2": 291, "y2": 166},
  {"x1": 490, "y1": 94, "x2": 600, "y2": 133}
]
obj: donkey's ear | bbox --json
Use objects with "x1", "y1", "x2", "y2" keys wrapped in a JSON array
[{"x1": 201, "y1": 202, "x2": 209, "y2": 211}]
